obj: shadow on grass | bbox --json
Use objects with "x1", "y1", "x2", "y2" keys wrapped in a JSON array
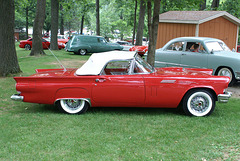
[
  {"x1": 88, "y1": 106, "x2": 183, "y2": 116},
  {"x1": 17, "y1": 103, "x2": 184, "y2": 116}
]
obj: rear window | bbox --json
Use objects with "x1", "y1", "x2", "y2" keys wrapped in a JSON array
[{"x1": 74, "y1": 36, "x2": 98, "y2": 43}]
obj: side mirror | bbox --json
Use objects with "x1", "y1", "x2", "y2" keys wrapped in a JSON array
[
  {"x1": 232, "y1": 48, "x2": 236, "y2": 52},
  {"x1": 210, "y1": 49, "x2": 214, "y2": 54}
]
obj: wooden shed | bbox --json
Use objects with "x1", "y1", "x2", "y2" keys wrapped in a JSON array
[{"x1": 156, "y1": 11, "x2": 240, "y2": 50}]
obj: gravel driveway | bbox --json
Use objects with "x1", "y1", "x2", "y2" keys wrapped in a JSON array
[{"x1": 227, "y1": 81, "x2": 240, "y2": 98}]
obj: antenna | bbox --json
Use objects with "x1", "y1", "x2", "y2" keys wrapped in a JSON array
[{"x1": 41, "y1": 36, "x2": 67, "y2": 72}]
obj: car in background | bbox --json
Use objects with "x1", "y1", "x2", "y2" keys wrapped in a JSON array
[
  {"x1": 19, "y1": 38, "x2": 65, "y2": 50},
  {"x1": 129, "y1": 45, "x2": 148, "y2": 57},
  {"x1": 57, "y1": 35, "x2": 69, "y2": 44},
  {"x1": 11, "y1": 51, "x2": 231, "y2": 117},
  {"x1": 237, "y1": 45, "x2": 240, "y2": 52},
  {"x1": 153, "y1": 37, "x2": 240, "y2": 85},
  {"x1": 116, "y1": 41, "x2": 133, "y2": 51},
  {"x1": 66, "y1": 35, "x2": 123, "y2": 55}
]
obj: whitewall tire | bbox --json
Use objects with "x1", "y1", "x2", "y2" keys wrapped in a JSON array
[
  {"x1": 57, "y1": 99, "x2": 89, "y2": 114},
  {"x1": 183, "y1": 90, "x2": 215, "y2": 117}
]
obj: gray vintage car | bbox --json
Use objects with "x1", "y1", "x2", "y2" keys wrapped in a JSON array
[{"x1": 154, "y1": 37, "x2": 240, "y2": 85}]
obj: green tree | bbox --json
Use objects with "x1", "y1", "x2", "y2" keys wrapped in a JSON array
[
  {"x1": 0, "y1": 0, "x2": 21, "y2": 76},
  {"x1": 135, "y1": 0, "x2": 146, "y2": 46},
  {"x1": 220, "y1": 0, "x2": 240, "y2": 18},
  {"x1": 50, "y1": 0, "x2": 59, "y2": 50},
  {"x1": 30, "y1": 0, "x2": 46, "y2": 56},
  {"x1": 15, "y1": 0, "x2": 36, "y2": 39},
  {"x1": 96, "y1": 0, "x2": 100, "y2": 35},
  {"x1": 147, "y1": 0, "x2": 161, "y2": 66}
]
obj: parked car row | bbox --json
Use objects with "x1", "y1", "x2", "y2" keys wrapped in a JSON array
[{"x1": 18, "y1": 36, "x2": 240, "y2": 86}]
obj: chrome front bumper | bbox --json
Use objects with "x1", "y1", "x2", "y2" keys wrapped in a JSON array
[
  {"x1": 11, "y1": 94, "x2": 24, "y2": 101},
  {"x1": 218, "y1": 92, "x2": 232, "y2": 103},
  {"x1": 235, "y1": 71, "x2": 240, "y2": 80}
]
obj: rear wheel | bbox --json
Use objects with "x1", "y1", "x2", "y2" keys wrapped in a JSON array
[
  {"x1": 217, "y1": 67, "x2": 236, "y2": 86},
  {"x1": 182, "y1": 89, "x2": 215, "y2": 117},
  {"x1": 79, "y1": 49, "x2": 87, "y2": 55},
  {"x1": 57, "y1": 99, "x2": 89, "y2": 114},
  {"x1": 25, "y1": 44, "x2": 31, "y2": 50}
]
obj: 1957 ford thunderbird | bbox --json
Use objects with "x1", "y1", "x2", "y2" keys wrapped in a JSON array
[{"x1": 11, "y1": 51, "x2": 231, "y2": 116}]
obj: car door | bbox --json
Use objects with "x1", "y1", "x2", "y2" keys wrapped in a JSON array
[
  {"x1": 180, "y1": 42, "x2": 208, "y2": 68},
  {"x1": 99, "y1": 37, "x2": 111, "y2": 52},
  {"x1": 155, "y1": 41, "x2": 184, "y2": 68},
  {"x1": 92, "y1": 60, "x2": 145, "y2": 106},
  {"x1": 42, "y1": 38, "x2": 50, "y2": 49}
]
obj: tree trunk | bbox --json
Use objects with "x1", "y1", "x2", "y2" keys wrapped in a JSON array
[
  {"x1": 26, "y1": 6, "x2": 29, "y2": 39},
  {"x1": 211, "y1": 0, "x2": 219, "y2": 10},
  {"x1": 60, "y1": 4, "x2": 64, "y2": 35},
  {"x1": 80, "y1": 15, "x2": 84, "y2": 35},
  {"x1": 50, "y1": 0, "x2": 59, "y2": 50},
  {"x1": 135, "y1": 0, "x2": 146, "y2": 46},
  {"x1": 96, "y1": 0, "x2": 100, "y2": 35},
  {"x1": 132, "y1": 0, "x2": 137, "y2": 45},
  {"x1": 0, "y1": 0, "x2": 21, "y2": 76},
  {"x1": 120, "y1": 11, "x2": 124, "y2": 40},
  {"x1": 147, "y1": 0, "x2": 161, "y2": 66},
  {"x1": 200, "y1": 0, "x2": 206, "y2": 10},
  {"x1": 30, "y1": 0, "x2": 46, "y2": 56}
]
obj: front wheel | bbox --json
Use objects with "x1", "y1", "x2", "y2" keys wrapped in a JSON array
[
  {"x1": 25, "y1": 44, "x2": 31, "y2": 50},
  {"x1": 57, "y1": 99, "x2": 89, "y2": 114},
  {"x1": 217, "y1": 67, "x2": 236, "y2": 86},
  {"x1": 182, "y1": 89, "x2": 215, "y2": 117}
]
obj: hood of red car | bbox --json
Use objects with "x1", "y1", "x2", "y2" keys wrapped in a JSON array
[{"x1": 31, "y1": 68, "x2": 77, "y2": 77}]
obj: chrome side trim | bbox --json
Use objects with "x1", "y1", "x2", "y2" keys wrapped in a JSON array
[
  {"x1": 55, "y1": 98, "x2": 91, "y2": 107},
  {"x1": 160, "y1": 80, "x2": 176, "y2": 83},
  {"x1": 154, "y1": 61, "x2": 206, "y2": 69},
  {"x1": 11, "y1": 94, "x2": 24, "y2": 101},
  {"x1": 218, "y1": 92, "x2": 232, "y2": 103}
]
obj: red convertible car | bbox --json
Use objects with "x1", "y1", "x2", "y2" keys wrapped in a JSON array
[
  {"x1": 19, "y1": 38, "x2": 65, "y2": 50},
  {"x1": 11, "y1": 51, "x2": 231, "y2": 116},
  {"x1": 129, "y1": 46, "x2": 148, "y2": 56}
]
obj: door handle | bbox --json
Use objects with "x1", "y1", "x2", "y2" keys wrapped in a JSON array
[
  {"x1": 95, "y1": 78, "x2": 106, "y2": 83},
  {"x1": 182, "y1": 53, "x2": 186, "y2": 55}
]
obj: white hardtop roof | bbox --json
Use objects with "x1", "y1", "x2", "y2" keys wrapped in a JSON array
[{"x1": 76, "y1": 51, "x2": 136, "y2": 75}]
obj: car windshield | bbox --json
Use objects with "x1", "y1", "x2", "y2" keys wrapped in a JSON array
[
  {"x1": 205, "y1": 41, "x2": 230, "y2": 52},
  {"x1": 135, "y1": 54, "x2": 154, "y2": 73},
  {"x1": 44, "y1": 38, "x2": 50, "y2": 42}
]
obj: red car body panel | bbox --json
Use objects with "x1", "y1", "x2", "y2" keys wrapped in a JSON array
[
  {"x1": 129, "y1": 46, "x2": 148, "y2": 56},
  {"x1": 13, "y1": 67, "x2": 229, "y2": 108},
  {"x1": 58, "y1": 39, "x2": 68, "y2": 44},
  {"x1": 19, "y1": 38, "x2": 65, "y2": 49}
]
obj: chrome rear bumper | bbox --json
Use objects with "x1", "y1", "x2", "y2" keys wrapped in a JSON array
[
  {"x1": 11, "y1": 94, "x2": 24, "y2": 101},
  {"x1": 218, "y1": 92, "x2": 232, "y2": 103}
]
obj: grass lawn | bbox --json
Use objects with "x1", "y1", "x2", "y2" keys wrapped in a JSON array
[{"x1": 0, "y1": 43, "x2": 240, "y2": 160}]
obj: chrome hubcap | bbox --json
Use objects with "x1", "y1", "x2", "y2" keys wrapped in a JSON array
[
  {"x1": 191, "y1": 96, "x2": 209, "y2": 113},
  {"x1": 218, "y1": 68, "x2": 232, "y2": 81},
  {"x1": 61, "y1": 99, "x2": 84, "y2": 113},
  {"x1": 80, "y1": 50, "x2": 86, "y2": 55}
]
